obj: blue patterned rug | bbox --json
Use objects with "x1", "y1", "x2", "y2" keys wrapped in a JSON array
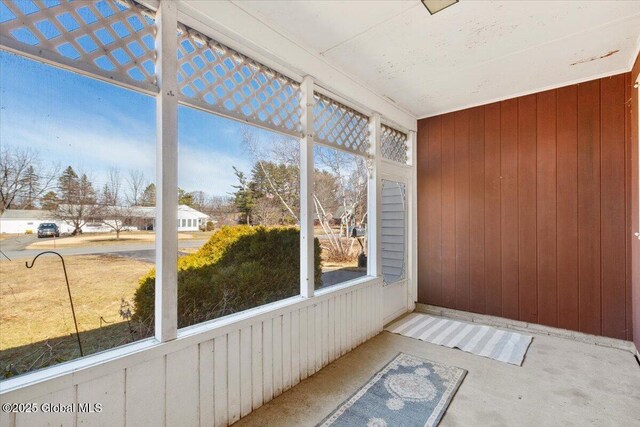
[{"x1": 318, "y1": 353, "x2": 466, "y2": 427}]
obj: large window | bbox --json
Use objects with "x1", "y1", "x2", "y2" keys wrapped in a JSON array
[
  {"x1": 164, "y1": 106, "x2": 301, "y2": 330},
  {"x1": 0, "y1": 0, "x2": 410, "y2": 383},
  {"x1": 0, "y1": 52, "x2": 156, "y2": 378},
  {"x1": 313, "y1": 145, "x2": 369, "y2": 288}
]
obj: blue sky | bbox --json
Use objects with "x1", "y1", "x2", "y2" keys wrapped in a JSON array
[{"x1": 0, "y1": 51, "x2": 287, "y2": 198}]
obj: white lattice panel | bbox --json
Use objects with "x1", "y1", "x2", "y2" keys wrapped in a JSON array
[
  {"x1": 381, "y1": 124, "x2": 409, "y2": 164},
  {"x1": 176, "y1": 23, "x2": 302, "y2": 136},
  {"x1": 313, "y1": 92, "x2": 370, "y2": 155},
  {"x1": 0, "y1": 0, "x2": 157, "y2": 91}
]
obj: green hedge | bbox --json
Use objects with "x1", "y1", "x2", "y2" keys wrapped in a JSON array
[{"x1": 133, "y1": 226, "x2": 322, "y2": 328}]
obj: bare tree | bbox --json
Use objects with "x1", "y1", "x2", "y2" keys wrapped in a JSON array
[
  {"x1": 189, "y1": 190, "x2": 208, "y2": 212},
  {"x1": 208, "y1": 195, "x2": 237, "y2": 226},
  {"x1": 100, "y1": 168, "x2": 135, "y2": 239},
  {"x1": 0, "y1": 147, "x2": 58, "y2": 213},
  {"x1": 313, "y1": 146, "x2": 369, "y2": 262},
  {"x1": 254, "y1": 197, "x2": 282, "y2": 226},
  {"x1": 125, "y1": 169, "x2": 146, "y2": 206},
  {"x1": 241, "y1": 126, "x2": 299, "y2": 223}
]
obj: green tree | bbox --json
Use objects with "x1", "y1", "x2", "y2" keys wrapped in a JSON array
[
  {"x1": 41, "y1": 191, "x2": 59, "y2": 211},
  {"x1": 21, "y1": 165, "x2": 40, "y2": 209},
  {"x1": 232, "y1": 167, "x2": 256, "y2": 225},
  {"x1": 178, "y1": 188, "x2": 193, "y2": 207},
  {"x1": 250, "y1": 161, "x2": 299, "y2": 225},
  {"x1": 57, "y1": 166, "x2": 79, "y2": 202},
  {"x1": 55, "y1": 169, "x2": 98, "y2": 234},
  {"x1": 140, "y1": 183, "x2": 156, "y2": 206}
]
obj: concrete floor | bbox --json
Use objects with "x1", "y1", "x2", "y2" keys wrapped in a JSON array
[{"x1": 233, "y1": 320, "x2": 640, "y2": 427}]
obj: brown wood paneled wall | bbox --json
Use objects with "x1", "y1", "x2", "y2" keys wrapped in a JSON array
[{"x1": 417, "y1": 73, "x2": 634, "y2": 340}]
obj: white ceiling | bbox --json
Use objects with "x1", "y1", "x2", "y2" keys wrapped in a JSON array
[{"x1": 228, "y1": 0, "x2": 640, "y2": 118}]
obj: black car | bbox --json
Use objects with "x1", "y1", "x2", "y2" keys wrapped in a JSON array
[{"x1": 37, "y1": 223, "x2": 60, "y2": 238}]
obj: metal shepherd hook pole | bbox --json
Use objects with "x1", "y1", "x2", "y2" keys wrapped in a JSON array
[{"x1": 25, "y1": 251, "x2": 84, "y2": 357}]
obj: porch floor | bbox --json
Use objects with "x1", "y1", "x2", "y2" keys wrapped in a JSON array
[{"x1": 232, "y1": 318, "x2": 640, "y2": 426}]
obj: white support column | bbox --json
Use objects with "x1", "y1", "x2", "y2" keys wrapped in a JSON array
[
  {"x1": 368, "y1": 113, "x2": 382, "y2": 278},
  {"x1": 155, "y1": 0, "x2": 178, "y2": 342},
  {"x1": 408, "y1": 130, "x2": 418, "y2": 311},
  {"x1": 300, "y1": 76, "x2": 315, "y2": 297}
]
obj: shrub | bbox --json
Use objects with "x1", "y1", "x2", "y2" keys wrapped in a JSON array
[{"x1": 133, "y1": 226, "x2": 322, "y2": 328}]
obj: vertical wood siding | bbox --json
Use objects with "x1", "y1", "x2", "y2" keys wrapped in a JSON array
[
  {"x1": 1, "y1": 281, "x2": 383, "y2": 427},
  {"x1": 417, "y1": 73, "x2": 633, "y2": 341}
]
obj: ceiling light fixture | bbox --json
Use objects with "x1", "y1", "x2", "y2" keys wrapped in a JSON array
[{"x1": 421, "y1": 0, "x2": 458, "y2": 15}]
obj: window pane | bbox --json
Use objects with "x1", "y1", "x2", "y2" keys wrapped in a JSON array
[
  {"x1": 381, "y1": 180, "x2": 406, "y2": 285},
  {"x1": 0, "y1": 52, "x2": 156, "y2": 378},
  {"x1": 169, "y1": 105, "x2": 302, "y2": 330},
  {"x1": 313, "y1": 145, "x2": 369, "y2": 288}
]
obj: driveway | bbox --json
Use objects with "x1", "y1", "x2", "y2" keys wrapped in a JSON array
[{"x1": 0, "y1": 237, "x2": 205, "y2": 263}]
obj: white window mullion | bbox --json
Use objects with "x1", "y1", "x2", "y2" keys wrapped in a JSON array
[
  {"x1": 155, "y1": 0, "x2": 178, "y2": 342},
  {"x1": 368, "y1": 113, "x2": 382, "y2": 278},
  {"x1": 300, "y1": 76, "x2": 315, "y2": 297}
]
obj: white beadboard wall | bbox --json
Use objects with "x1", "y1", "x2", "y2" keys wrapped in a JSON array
[{"x1": 0, "y1": 279, "x2": 383, "y2": 427}]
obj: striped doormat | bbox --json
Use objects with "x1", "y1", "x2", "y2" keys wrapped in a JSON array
[{"x1": 386, "y1": 313, "x2": 532, "y2": 366}]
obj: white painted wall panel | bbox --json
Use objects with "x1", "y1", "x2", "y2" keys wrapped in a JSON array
[
  {"x1": 239, "y1": 326, "x2": 252, "y2": 418},
  {"x1": 126, "y1": 358, "x2": 166, "y2": 427},
  {"x1": 16, "y1": 388, "x2": 74, "y2": 427},
  {"x1": 314, "y1": 304, "x2": 322, "y2": 372},
  {"x1": 0, "y1": 280, "x2": 384, "y2": 427},
  {"x1": 199, "y1": 340, "x2": 215, "y2": 427},
  {"x1": 167, "y1": 346, "x2": 199, "y2": 427},
  {"x1": 272, "y1": 316, "x2": 283, "y2": 397},
  {"x1": 77, "y1": 371, "x2": 125, "y2": 427},
  {"x1": 281, "y1": 312, "x2": 292, "y2": 391},
  {"x1": 227, "y1": 331, "x2": 241, "y2": 425},
  {"x1": 250, "y1": 323, "x2": 263, "y2": 411},
  {"x1": 290, "y1": 310, "x2": 300, "y2": 387},
  {"x1": 214, "y1": 336, "x2": 228, "y2": 427},
  {"x1": 299, "y1": 307, "x2": 308, "y2": 381}
]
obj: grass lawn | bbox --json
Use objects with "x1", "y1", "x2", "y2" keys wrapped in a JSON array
[
  {"x1": 25, "y1": 230, "x2": 214, "y2": 250},
  {"x1": 0, "y1": 233, "x2": 23, "y2": 241},
  {"x1": 0, "y1": 254, "x2": 153, "y2": 377}
]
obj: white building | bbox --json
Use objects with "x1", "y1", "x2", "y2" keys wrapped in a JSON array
[
  {"x1": 0, "y1": 205, "x2": 210, "y2": 235},
  {"x1": 177, "y1": 205, "x2": 211, "y2": 231},
  {"x1": 0, "y1": 209, "x2": 57, "y2": 234}
]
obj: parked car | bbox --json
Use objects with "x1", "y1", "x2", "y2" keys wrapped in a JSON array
[{"x1": 37, "y1": 223, "x2": 60, "y2": 238}]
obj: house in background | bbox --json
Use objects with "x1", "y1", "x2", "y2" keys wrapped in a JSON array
[
  {"x1": 0, "y1": 205, "x2": 210, "y2": 234},
  {"x1": 0, "y1": 209, "x2": 56, "y2": 234},
  {"x1": 177, "y1": 205, "x2": 211, "y2": 231}
]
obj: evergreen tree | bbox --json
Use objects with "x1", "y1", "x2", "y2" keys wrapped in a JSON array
[
  {"x1": 57, "y1": 166, "x2": 79, "y2": 202},
  {"x1": 55, "y1": 169, "x2": 98, "y2": 234},
  {"x1": 140, "y1": 183, "x2": 156, "y2": 206},
  {"x1": 21, "y1": 165, "x2": 40, "y2": 209},
  {"x1": 231, "y1": 167, "x2": 256, "y2": 225},
  {"x1": 41, "y1": 191, "x2": 59, "y2": 211},
  {"x1": 250, "y1": 161, "x2": 300, "y2": 224},
  {"x1": 78, "y1": 174, "x2": 96, "y2": 204},
  {"x1": 178, "y1": 188, "x2": 193, "y2": 207}
]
